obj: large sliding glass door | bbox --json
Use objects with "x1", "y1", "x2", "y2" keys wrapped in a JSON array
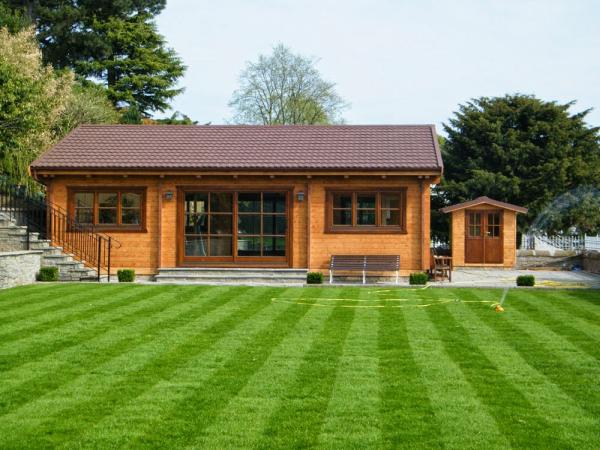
[{"x1": 180, "y1": 190, "x2": 289, "y2": 264}]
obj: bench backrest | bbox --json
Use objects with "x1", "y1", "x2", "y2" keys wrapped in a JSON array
[{"x1": 330, "y1": 255, "x2": 400, "y2": 271}]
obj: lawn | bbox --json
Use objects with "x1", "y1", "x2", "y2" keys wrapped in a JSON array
[{"x1": 0, "y1": 284, "x2": 599, "y2": 449}]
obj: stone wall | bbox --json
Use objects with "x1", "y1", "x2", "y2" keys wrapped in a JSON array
[
  {"x1": 0, "y1": 250, "x2": 42, "y2": 289},
  {"x1": 516, "y1": 250, "x2": 582, "y2": 270},
  {"x1": 583, "y1": 251, "x2": 600, "y2": 274}
]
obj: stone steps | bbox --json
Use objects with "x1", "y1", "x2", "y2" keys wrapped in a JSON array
[
  {"x1": 155, "y1": 268, "x2": 307, "y2": 285},
  {"x1": 0, "y1": 214, "x2": 98, "y2": 282}
]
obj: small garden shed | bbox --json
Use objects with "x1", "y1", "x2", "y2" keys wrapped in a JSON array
[{"x1": 441, "y1": 196, "x2": 527, "y2": 268}]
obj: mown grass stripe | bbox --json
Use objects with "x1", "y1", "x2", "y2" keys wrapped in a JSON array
[
  {"x1": 0, "y1": 283, "x2": 84, "y2": 310},
  {"x1": 426, "y1": 295, "x2": 573, "y2": 448},
  {"x1": 375, "y1": 288, "x2": 440, "y2": 449},
  {"x1": 195, "y1": 290, "x2": 335, "y2": 449},
  {"x1": 515, "y1": 291, "x2": 600, "y2": 360},
  {"x1": 317, "y1": 287, "x2": 381, "y2": 448},
  {"x1": 0, "y1": 285, "x2": 239, "y2": 419},
  {"x1": 539, "y1": 290, "x2": 600, "y2": 329},
  {"x1": 466, "y1": 290, "x2": 600, "y2": 418},
  {"x1": 0, "y1": 284, "x2": 198, "y2": 372},
  {"x1": 404, "y1": 290, "x2": 509, "y2": 449},
  {"x1": 0, "y1": 284, "x2": 129, "y2": 337},
  {"x1": 69, "y1": 287, "x2": 307, "y2": 449},
  {"x1": 256, "y1": 301, "x2": 356, "y2": 449},
  {"x1": 0, "y1": 287, "x2": 276, "y2": 448},
  {"x1": 446, "y1": 290, "x2": 600, "y2": 447},
  {"x1": 121, "y1": 288, "x2": 319, "y2": 449}
]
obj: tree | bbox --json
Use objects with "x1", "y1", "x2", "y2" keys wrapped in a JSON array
[
  {"x1": 0, "y1": 27, "x2": 118, "y2": 188},
  {"x1": 229, "y1": 44, "x2": 347, "y2": 124},
  {"x1": 436, "y1": 94, "x2": 600, "y2": 235},
  {"x1": 0, "y1": 3, "x2": 28, "y2": 33},
  {"x1": 55, "y1": 81, "x2": 119, "y2": 136},
  {"x1": 0, "y1": 27, "x2": 72, "y2": 187},
  {"x1": 1, "y1": 0, "x2": 184, "y2": 115}
]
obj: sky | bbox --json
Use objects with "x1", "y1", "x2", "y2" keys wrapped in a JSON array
[{"x1": 155, "y1": 0, "x2": 600, "y2": 133}]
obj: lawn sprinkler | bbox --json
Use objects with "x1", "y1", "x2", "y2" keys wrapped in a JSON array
[{"x1": 492, "y1": 287, "x2": 510, "y2": 312}]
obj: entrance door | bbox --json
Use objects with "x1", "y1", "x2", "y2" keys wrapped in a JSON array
[
  {"x1": 464, "y1": 210, "x2": 503, "y2": 264},
  {"x1": 179, "y1": 190, "x2": 289, "y2": 266}
]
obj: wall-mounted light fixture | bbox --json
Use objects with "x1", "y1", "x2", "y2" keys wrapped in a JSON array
[
  {"x1": 297, "y1": 191, "x2": 305, "y2": 202},
  {"x1": 164, "y1": 191, "x2": 174, "y2": 201}
]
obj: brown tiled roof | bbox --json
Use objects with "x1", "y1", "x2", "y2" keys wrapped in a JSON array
[
  {"x1": 440, "y1": 196, "x2": 528, "y2": 214},
  {"x1": 30, "y1": 124, "x2": 443, "y2": 172}
]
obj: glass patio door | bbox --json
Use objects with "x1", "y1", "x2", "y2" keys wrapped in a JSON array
[{"x1": 181, "y1": 190, "x2": 288, "y2": 264}]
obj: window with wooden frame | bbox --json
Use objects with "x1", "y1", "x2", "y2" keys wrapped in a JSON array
[
  {"x1": 69, "y1": 188, "x2": 146, "y2": 231},
  {"x1": 326, "y1": 189, "x2": 406, "y2": 233}
]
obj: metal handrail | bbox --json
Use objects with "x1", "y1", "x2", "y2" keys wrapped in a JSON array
[{"x1": 0, "y1": 178, "x2": 121, "y2": 281}]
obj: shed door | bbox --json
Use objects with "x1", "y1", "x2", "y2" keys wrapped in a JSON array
[{"x1": 464, "y1": 210, "x2": 503, "y2": 264}]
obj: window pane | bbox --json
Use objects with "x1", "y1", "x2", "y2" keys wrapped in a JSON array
[
  {"x1": 185, "y1": 193, "x2": 208, "y2": 214},
  {"x1": 488, "y1": 226, "x2": 500, "y2": 237},
  {"x1": 210, "y1": 193, "x2": 232, "y2": 212},
  {"x1": 381, "y1": 193, "x2": 400, "y2": 209},
  {"x1": 333, "y1": 209, "x2": 352, "y2": 226},
  {"x1": 263, "y1": 215, "x2": 286, "y2": 234},
  {"x1": 237, "y1": 236, "x2": 261, "y2": 256},
  {"x1": 121, "y1": 192, "x2": 140, "y2": 208},
  {"x1": 98, "y1": 208, "x2": 117, "y2": 224},
  {"x1": 98, "y1": 193, "x2": 118, "y2": 207},
  {"x1": 488, "y1": 212, "x2": 500, "y2": 226},
  {"x1": 238, "y1": 214, "x2": 261, "y2": 234},
  {"x1": 210, "y1": 214, "x2": 232, "y2": 235},
  {"x1": 186, "y1": 214, "x2": 208, "y2": 234},
  {"x1": 333, "y1": 193, "x2": 352, "y2": 209},
  {"x1": 469, "y1": 212, "x2": 481, "y2": 225},
  {"x1": 357, "y1": 194, "x2": 375, "y2": 209},
  {"x1": 381, "y1": 209, "x2": 400, "y2": 226},
  {"x1": 75, "y1": 193, "x2": 93, "y2": 208},
  {"x1": 75, "y1": 208, "x2": 93, "y2": 224},
  {"x1": 238, "y1": 192, "x2": 261, "y2": 212},
  {"x1": 469, "y1": 226, "x2": 481, "y2": 237},
  {"x1": 210, "y1": 236, "x2": 232, "y2": 256},
  {"x1": 357, "y1": 210, "x2": 375, "y2": 225},
  {"x1": 263, "y1": 236, "x2": 286, "y2": 256},
  {"x1": 263, "y1": 192, "x2": 286, "y2": 213},
  {"x1": 185, "y1": 236, "x2": 208, "y2": 256},
  {"x1": 122, "y1": 209, "x2": 141, "y2": 225}
]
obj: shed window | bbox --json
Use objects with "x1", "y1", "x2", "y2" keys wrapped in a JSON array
[{"x1": 327, "y1": 190, "x2": 406, "y2": 233}]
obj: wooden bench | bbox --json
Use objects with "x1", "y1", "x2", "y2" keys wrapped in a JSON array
[{"x1": 329, "y1": 255, "x2": 400, "y2": 284}]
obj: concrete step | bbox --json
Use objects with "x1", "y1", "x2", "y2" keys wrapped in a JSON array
[{"x1": 155, "y1": 268, "x2": 307, "y2": 285}]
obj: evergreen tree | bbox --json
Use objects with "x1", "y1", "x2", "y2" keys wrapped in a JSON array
[
  {"x1": 1, "y1": 0, "x2": 184, "y2": 115},
  {"x1": 437, "y1": 94, "x2": 600, "y2": 235}
]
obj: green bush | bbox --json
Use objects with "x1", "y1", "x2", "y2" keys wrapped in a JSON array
[
  {"x1": 117, "y1": 269, "x2": 135, "y2": 283},
  {"x1": 37, "y1": 266, "x2": 58, "y2": 282},
  {"x1": 409, "y1": 272, "x2": 429, "y2": 285},
  {"x1": 516, "y1": 275, "x2": 535, "y2": 286},
  {"x1": 307, "y1": 272, "x2": 323, "y2": 284}
]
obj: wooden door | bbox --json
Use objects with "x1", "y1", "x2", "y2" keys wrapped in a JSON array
[
  {"x1": 465, "y1": 211, "x2": 484, "y2": 263},
  {"x1": 464, "y1": 209, "x2": 503, "y2": 264},
  {"x1": 484, "y1": 210, "x2": 503, "y2": 263}
]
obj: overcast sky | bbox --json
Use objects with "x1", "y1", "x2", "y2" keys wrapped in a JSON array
[{"x1": 155, "y1": 0, "x2": 600, "y2": 132}]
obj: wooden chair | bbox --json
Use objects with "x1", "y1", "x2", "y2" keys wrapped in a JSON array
[
  {"x1": 430, "y1": 248, "x2": 452, "y2": 282},
  {"x1": 329, "y1": 255, "x2": 400, "y2": 284}
]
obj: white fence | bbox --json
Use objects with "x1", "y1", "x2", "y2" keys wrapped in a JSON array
[{"x1": 521, "y1": 234, "x2": 600, "y2": 253}]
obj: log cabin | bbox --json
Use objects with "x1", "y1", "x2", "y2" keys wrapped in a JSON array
[{"x1": 30, "y1": 124, "x2": 443, "y2": 280}]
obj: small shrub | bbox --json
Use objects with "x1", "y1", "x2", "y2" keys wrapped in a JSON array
[
  {"x1": 516, "y1": 275, "x2": 535, "y2": 287},
  {"x1": 307, "y1": 272, "x2": 323, "y2": 284},
  {"x1": 37, "y1": 266, "x2": 58, "y2": 282},
  {"x1": 409, "y1": 272, "x2": 429, "y2": 285},
  {"x1": 117, "y1": 269, "x2": 135, "y2": 283}
]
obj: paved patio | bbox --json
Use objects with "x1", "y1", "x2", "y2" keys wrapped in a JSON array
[{"x1": 432, "y1": 268, "x2": 600, "y2": 289}]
